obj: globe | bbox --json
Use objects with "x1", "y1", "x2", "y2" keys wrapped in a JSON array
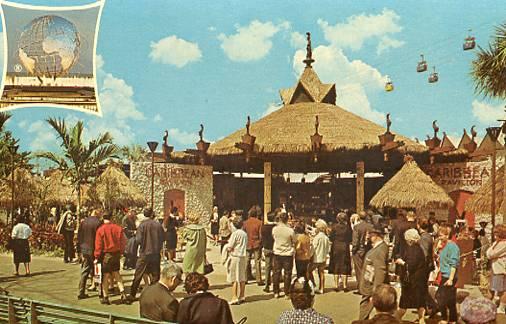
[{"x1": 17, "y1": 15, "x2": 80, "y2": 78}]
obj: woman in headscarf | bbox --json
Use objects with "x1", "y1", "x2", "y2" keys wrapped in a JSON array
[
  {"x1": 181, "y1": 213, "x2": 207, "y2": 274},
  {"x1": 328, "y1": 212, "x2": 352, "y2": 291},
  {"x1": 394, "y1": 228, "x2": 427, "y2": 323}
]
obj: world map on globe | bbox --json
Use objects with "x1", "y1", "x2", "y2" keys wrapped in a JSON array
[{"x1": 17, "y1": 15, "x2": 80, "y2": 78}]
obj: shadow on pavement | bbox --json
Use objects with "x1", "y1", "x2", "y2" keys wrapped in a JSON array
[{"x1": 0, "y1": 270, "x2": 65, "y2": 283}]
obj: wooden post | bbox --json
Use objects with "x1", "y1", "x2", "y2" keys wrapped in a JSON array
[
  {"x1": 264, "y1": 162, "x2": 272, "y2": 223},
  {"x1": 491, "y1": 149, "x2": 497, "y2": 231},
  {"x1": 356, "y1": 161, "x2": 365, "y2": 213},
  {"x1": 30, "y1": 301, "x2": 39, "y2": 324},
  {"x1": 8, "y1": 298, "x2": 17, "y2": 323}
]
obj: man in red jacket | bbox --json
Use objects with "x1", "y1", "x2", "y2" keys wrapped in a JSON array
[{"x1": 94, "y1": 212, "x2": 127, "y2": 305}]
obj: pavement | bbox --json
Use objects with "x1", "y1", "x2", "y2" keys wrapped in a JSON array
[{"x1": 0, "y1": 245, "x2": 496, "y2": 323}]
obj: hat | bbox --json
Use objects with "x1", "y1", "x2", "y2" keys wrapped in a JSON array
[
  {"x1": 404, "y1": 228, "x2": 421, "y2": 242},
  {"x1": 460, "y1": 297, "x2": 496, "y2": 323},
  {"x1": 368, "y1": 228, "x2": 383, "y2": 236}
]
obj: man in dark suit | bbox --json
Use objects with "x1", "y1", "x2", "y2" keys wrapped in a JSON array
[
  {"x1": 352, "y1": 211, "x2": 374, "y2": 291},
  {"x1": 358, "y1": 228, "x2": 389, "y2": 321},
  {"x1": 352, "y1": 284, "x2": 400, "y2": 324},
  {"x1": 139, "y1": 260, "x2": 182, "y2": 322}
]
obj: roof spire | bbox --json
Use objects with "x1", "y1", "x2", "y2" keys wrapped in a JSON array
[{"x1": 303, "y1": 32, "x2": 315, "y2": 67}]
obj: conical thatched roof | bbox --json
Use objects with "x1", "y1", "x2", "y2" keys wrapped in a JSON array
[
  {"x1": 370, "y1": 158, "x2": 454, "y2": 209},
  {"x1": 0, "y1": 168, "x2": 38, "y2": 208},
  {"x1": 465, "y1": 165, "x2": 505, "y2": 214},
  {"x1": 209, "y1": 67, "x2": 425, "y2": 156},
  {"x1": 85, "y1": 165, "x2": 146, "y2": 209}
]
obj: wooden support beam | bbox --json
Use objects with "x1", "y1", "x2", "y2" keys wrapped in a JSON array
[
  {"x1": 356, "y1": 161, "x2": 365, "y2": 213},
  {"x1": 264, "y1": 162, "x2": 272, "y2": 223}
]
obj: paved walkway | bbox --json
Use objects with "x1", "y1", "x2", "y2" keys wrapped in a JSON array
[{"x1": 0, "y1": 245, "x2": 489, "y2": 323}]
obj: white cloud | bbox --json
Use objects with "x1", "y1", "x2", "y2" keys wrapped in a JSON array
[
  {"x1": 167, "y1": 128, "x2": 199, "y2": 146},
  {"x1": 376, "y1": 35, "x2": 405, "y2": 55},
  {"x1": 218, "y1": 20, "x2": 286, "y2": 62},
  {"x1": 262, "y1": 102, "x2": 282, "y2": 117},
  {"x1": 318, "y1": 8, "x2": 403, "y2": 51},
  {"x1": 27, "y1": 120, "x2": 58, "y2": 152},
  {"x1": 472, "y1": 100, "x2": 505, "y2": 124},
  {"x1": 149, "y1": 35, "x2": 202, "y2": 68},
  {"x1": 154, "y1": 114, "x2": 162, "y2": 122},
  {"x1": 100, "y1": 73, "x2": 145, "y2": 121},
  {"x1": 17, "y1": 120, "x2": 27, "y2": 129},
  {"x1": 290, "y1": 31, "x2": 306, "y2": 49},
  {"x1": 293, "y1": 45, "x2": 386, "y2": 124}
]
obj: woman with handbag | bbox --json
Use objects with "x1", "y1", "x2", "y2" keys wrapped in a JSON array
[
  {"x1": 181, "y1": 213, "x2": 207, "y2": 274},
  {"x1": 11, "y1": 216, "x2": 32, "y2": 276},
  {"x1": 394, "y1": 228, "x2": 427, "y2": 323},
  {"x1": 225, "y1": 217, "x2": 248, "y2": 305}
]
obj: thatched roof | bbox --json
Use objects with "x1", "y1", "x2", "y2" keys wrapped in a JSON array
[
  {"x1": 209, "y1": 67, "x2": 425, "y2": 156},
  {"x1": 43, "y1": 170, "x2": 76, "y2": 206},
  {"x1": 465, "y1": 165, "x2": 504, "y2": 214},
  {"x1": 0, "y1": 168, "x2": 38, "y2": 208},
  {"x1": 370, "y1": 158, "x2": 454, "y2": 209},
  {"x1": 85, "y1": 165, "x2": 146, "y2": 209}
]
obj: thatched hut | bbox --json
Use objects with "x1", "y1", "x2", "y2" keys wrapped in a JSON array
[
  {"x1": 465, "y1": 165, "x2": 505, "y2": 218},
  {"x1": 85, "y1": 165, "x2": 146, "y2": 211},
  {"x1": 42, "y1": 170, "x2": 76, "y2": 206},
  {"x1": 208, "y1": 34, "x2": 427, "y2": 218},
  {"x1": 0, "y1": 168, "x2": 38, "y2": 209},
  {"x1": 370, "y1": 157, "x2": 454, "y2": 210}
]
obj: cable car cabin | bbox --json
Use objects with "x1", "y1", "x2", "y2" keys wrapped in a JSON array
[
  {"x1": 463, "y1": 36, "x2": 476, "y2": 50},
  {"x1": 428, "y1": 72, "x2": 438, "y2": 83},
  {"x1": 417, "y1": 54, "x2": 427, "y2": 72},
  {"x1": 385, "y1": 80, "x2": 394, "y2": 92}
]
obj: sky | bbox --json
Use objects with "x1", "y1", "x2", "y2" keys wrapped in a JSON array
[
  {"x1": 2, "y1": 2, "x2": 99, "y2": 74},
  {"x1": 1, "y1": 0, "x2": 506, "y2": 169}
]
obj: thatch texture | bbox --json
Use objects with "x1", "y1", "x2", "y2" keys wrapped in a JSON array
[
  {"x1": 208, "y1": 102, "x2": 425, "y2": 156},
  {"x1": 42, "y1": 170, "x2": 76, "y2": 206},
  {"x1": 0, "y1": 168, "x2": 38, "y2": 208},
  {"x1": 370, "y1": 160, "x2": 454, "y2": 209},
  {"x1": 85, "y1": 165, "x2": 145, "y2": 210},
  {"x1": 209, "y1": 66, "x2": 424, "y2": 156},
  {"x1": 465, "y1": 165, "x2": 505, "y2": 214}
]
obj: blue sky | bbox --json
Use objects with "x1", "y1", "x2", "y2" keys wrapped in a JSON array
[{"x1": 2, "y1": 0, "x2": 506, "y2": 167}]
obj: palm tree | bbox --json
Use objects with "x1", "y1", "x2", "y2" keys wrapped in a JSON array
[
  {"x1": 37, "y1": 118, "x2": 119, "y2": 215},
  {"x1": 120, "y1": 144, "x2": 148, "y2": 163},
  {"x1": 472, "y1": 23, "x2": 506, "y2": 98},
  {"x1": 0, "y1": 112, "x2": 10, "y2": 132}
]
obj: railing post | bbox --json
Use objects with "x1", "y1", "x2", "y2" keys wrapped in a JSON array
[
  {"x1": 109, "y1": 314, "x2": 115, "y2": 324},
  {"x1": 8, "y1": 298, "x2": 17, "y2": 324},
  {"x1": 30, "y1": 301, "x2": 39, "y2": 324}
]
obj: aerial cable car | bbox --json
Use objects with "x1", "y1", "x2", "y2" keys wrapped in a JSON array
[
  {"x1": 428, "y1": 66, "x2": 439, "y2": 83},
  {"x1": 385, "y1": 75, "x2": 394, "y2": 92},
  {"x1": 417, "y1": 54, "x2": 427, "y2": 73},
  {"x1": 463, "y1": 29, "x2": 476, "y2": 51}
]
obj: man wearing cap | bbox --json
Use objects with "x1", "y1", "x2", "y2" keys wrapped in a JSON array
[{"x1": 357, "y1": 228, "x2": 389, "y2": 321}]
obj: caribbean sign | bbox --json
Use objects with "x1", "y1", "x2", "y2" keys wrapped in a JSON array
[{"x1": 423, "y1": 160, "x2": 491, "y2": 192}]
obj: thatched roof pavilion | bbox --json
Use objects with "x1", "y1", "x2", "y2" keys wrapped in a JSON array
[
  {"x1": 465, "y1": 165, "x2": 504, "y2": 215},
  {"x1": 370, "y1": 157, "x2": 454, "y2": 209},
  {"x1": 85, "y1": 165, "x2": 146, "y2": 210},
  {"x1": 0, "y1": 168, "x2": 38, "y2": 209},
  {"x1": 207, "y1": 33, "x2": 427, "y2": 217},
  {"x1": 43, "y1": 170, "x2": 76, "y2": 206}
]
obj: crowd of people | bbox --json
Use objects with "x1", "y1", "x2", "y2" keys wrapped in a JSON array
[{"x1": 5, "y1": 204, "x2": 506, "y2": 324}]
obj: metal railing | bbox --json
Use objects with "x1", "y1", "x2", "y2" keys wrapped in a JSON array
[{"x1": 0, "y1": 294, "x2": 172, "y2": 324}]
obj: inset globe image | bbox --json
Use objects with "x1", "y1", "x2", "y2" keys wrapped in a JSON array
[
  {"x1": 18, "y1": 15, "x2": 80, "y2": 78},
  {"x1": 0, "y1": 1, "x2": 104, "y2": 115}
]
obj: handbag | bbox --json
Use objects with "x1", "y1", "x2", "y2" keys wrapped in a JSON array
[
  {"x1": 6, "y1": 237, "x2": 14, "y2": 251},
  {"x1": 204, "y1": 258, "x2": 214, "y2": 275}
]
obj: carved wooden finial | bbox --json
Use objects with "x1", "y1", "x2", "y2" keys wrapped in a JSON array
[
  {"x1": 470, "y1": 125, "x2": 477, "y2": 140},
  {"x1": 432, "y1": 120, "x2": 439, "y2": 137},
  {"x1": 246, "y1": 116, "x2": 251, "y2": 135},
  {"x1": 386, "y1": 113, "x2": 392, "y2": 133},
  {"x1": 403, "y1": 154, "x2": 414, "y2": 163},
  {"x1": 199, "y1": 124, "x2": 204, "y2": 141},
  {"x1": 163, "y1": 130, "x2": 168, "y2": 146},
  {"x1": 303, "y1": 32, "x2": 315, "y2": 67}
]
